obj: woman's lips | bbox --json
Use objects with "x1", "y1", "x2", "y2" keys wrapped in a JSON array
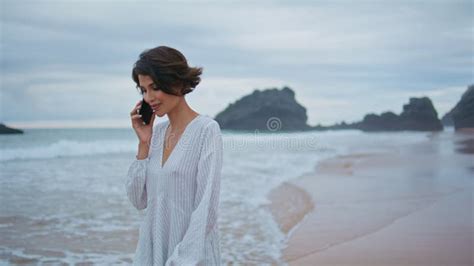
[{"x1": 151, "y1": 104, "x2": 161, "y2": 111}]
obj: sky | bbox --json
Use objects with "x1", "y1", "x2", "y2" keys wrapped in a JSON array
[{"x1": 1, "y1": 0, "x2": 473, "y2": 128}]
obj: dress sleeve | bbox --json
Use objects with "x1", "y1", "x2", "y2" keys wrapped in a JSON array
[
  {"x1": 165, "y1": 121, "x2": 223, "y2": 266},
  {"x1": 125, "y1": 125, "x2": 157, "y2": 210},
  {"x1": 125, "y1": 157, "x2": 149, "y2": 210}
]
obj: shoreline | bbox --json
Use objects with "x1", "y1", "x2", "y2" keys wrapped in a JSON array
[{"x1": 268, "y1": 131, "x2": 474, "y2": 265}]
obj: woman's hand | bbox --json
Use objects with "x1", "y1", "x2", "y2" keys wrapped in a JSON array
[{"x1": 130, "y1": 100, "x2": 156, "y2": 144}]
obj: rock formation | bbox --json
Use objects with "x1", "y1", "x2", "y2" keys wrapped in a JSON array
[
  {"x1": 316, "y1": 97, "x2": 443, "y2": 132},
  {"x1": 215, "y1": 87, "x2": 312, "y2": 132},
  {"x1": 450, "y1": 85, "x2": 474, "y2": 130},
  {"x1": 0, "y1": 123, "x2": 24, "y2": 134}
]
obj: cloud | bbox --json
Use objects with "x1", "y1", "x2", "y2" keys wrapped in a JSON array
[{"x1": 1, "y1": 0, "x2": 472, "y2": 127}]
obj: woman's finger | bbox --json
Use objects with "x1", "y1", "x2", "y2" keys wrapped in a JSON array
[
  {"x1": 131, "y1": 114, "x2": 142, "y2": 119},
  {"x1": 130, "y1": 105, "x2": 142, "y2": 116}
]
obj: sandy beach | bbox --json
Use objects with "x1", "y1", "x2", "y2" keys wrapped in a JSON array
[{"x1": 269, "y1": 131, "x2": 474, "y2": 266}]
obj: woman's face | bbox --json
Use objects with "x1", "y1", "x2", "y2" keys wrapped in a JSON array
[{"x1": 138, "y1": 74, "x2": 182, "y2": 117}]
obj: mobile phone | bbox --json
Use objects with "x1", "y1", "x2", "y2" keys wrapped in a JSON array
[{"x1": 139, "y1": 99, "x2": 154, "y2": 125}]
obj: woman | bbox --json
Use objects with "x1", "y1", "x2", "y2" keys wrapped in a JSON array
[{"x1": 125, "y1": 46, "x2": 223, "y2": 265}]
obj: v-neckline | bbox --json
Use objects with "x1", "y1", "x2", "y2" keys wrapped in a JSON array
[{"x1": 161, "y1": 114, "x2": 201, "y2": 169}]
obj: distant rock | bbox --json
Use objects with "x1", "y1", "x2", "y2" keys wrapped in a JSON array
[
  {"x1": 450, "y1": 85, "x2": 474, "y2": 130},
  {"x1": 356, "y1": 111, "x2": 401, "y2": 131},
  {"x1": 215, "y1": 86, "x2": 312, "y2": 132},
  {"x1": 312, "y1": 121, "x2": 355, "y2": 131},
  {"x1": 346, "y1": 97, "x2": 443, "y2": 132},
  {"x1": 397, "y1": 97, "x2": 443, "y2": 131},
  {"x1": 0, "y1": 123, "x2": 24, "y2": 134}
]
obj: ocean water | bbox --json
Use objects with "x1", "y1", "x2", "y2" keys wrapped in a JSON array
[{"x1": 0, "y1": 126, "x2": 431, "y2": 265}]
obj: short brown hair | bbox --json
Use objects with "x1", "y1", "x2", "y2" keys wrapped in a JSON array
[{"x1": 132, "y1": 46, "x2": 203, "y2": 96}]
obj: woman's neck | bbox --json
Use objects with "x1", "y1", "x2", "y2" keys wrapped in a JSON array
[{"x1": 166, "y1": 98, "x2": 199, "y2": 132}]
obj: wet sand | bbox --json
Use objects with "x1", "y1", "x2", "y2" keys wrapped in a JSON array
[
  {"x1": 269, "y1": 131, "x2": 474, "y2": 266},
  {"x1": 266, "y1": 181, "x2": 314, "y2": 235}
]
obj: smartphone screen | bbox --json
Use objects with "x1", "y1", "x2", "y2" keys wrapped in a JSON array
[{"x1": 139, "y1": 99, "x2": 154, "y2": 125}]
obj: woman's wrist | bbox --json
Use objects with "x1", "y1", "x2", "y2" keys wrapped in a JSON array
[
  {"x1": 136, "y1": 141, "x2": 150, "y2": 160},
  {"x1": 139, "y1": 138, "x2": 150, "y2": 145}
]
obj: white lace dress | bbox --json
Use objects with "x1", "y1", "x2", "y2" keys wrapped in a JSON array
[{"x1": 125, "y1": 114, "x2": 223, "y2": 265}]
